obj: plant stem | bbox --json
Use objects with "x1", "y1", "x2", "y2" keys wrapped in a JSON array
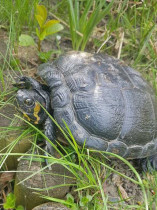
[{"x1": 38, "y1": 38, "x2": 41, "y2": 52}]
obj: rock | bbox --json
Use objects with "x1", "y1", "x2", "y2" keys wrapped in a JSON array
[
  {"x1": 0, "y1": 129, "x2": 33, "y2": 170},
  {"x1": 32, "y1": 202, "x2": 70, "y2": 210},
  {"x1": 0, "y1": 56, "x2": 33, "y2": 169},
  {"x1": 14, "y1": 158, "x2": 75, "y2": 210},
  {"x1": 0, "y1": 96, "x2": 33, "y2": 170}
]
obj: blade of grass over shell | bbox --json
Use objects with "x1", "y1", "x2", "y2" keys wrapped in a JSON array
[
  {"x1": 63, "y1": 120, "x2": 79, "y2": 156},
  {"x1": 39, "y1": 106, "x2": 103, "y2": 184},
  {"x1": 38, "y1": 104, "x2": 88, "y2": 165}
]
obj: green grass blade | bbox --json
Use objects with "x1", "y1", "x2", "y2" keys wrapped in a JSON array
[
  {"x1": 134, "y1": 24, "x2": 155, "y2": 64},
  {"x1": 81, "y1": 0, "x2": 114, "y2": 50}
]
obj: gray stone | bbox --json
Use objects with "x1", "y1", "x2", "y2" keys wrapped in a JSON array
[
  {"x1": 14, "y1": 158, "x2": 75, "y2": 210},
  {"x1": 32, "y1": 202, "x2": 70, "y2": 210}
]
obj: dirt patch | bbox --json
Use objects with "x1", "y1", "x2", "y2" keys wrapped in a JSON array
[{"x1": 106, "y1": 159, "x2": 143, "y2": 206}]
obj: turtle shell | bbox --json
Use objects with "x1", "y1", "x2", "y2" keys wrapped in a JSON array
[{"x1": 38, "y1": 52, "x2": 157, "y2": 159}]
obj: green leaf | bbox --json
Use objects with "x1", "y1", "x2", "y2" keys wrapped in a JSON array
[
  {"x1": 80, "y1": 196, "x2": 89, "y2": 207},
  {"x1": 38, "y1": 50, "x2": 53, "y2": 63},
  {"x1": 35, "y1": 14, "x2": 45, "y2": 28},
  {"x1": 36, "y1": 28, "x2": 40, "y2": 38},
  {"x1": 3, "y1": 193, "x2": 16, "y2": 209},
  {"x1": 86, "y1": 195, "x2": 92, "y2": 202},
  {"x1": 36, "y1": 4, "x2": 47, "y2": 26},
  {"x1": 45, "y1": 23, "x2": 64, "y2": 36},
  {"x1": 44, "y1": 19, "x2": 59, "y2": 28},
  {"x1": 79, "y1": 195, "x2": 92, "y2": 207},
  {"x1": 16, "y1": 205, "x2": 24, "y2": 210},
  {"x1": 38, "y1": 29, "x2": 46, "y2": 40},
  {"x1": 19, "y1": 34, "x2": 35, "y2": 46},
  {"x1": 66, "y1": 193, "x2": 74, "y2": 204}
]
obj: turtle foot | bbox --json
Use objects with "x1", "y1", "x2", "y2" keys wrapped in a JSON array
[
  {"x1": 139, "y1": 154, "x2": 157, "y2": 172},
  {"x1": 13, "y1": 76, "x2": 41, "y2": 90},
  {"x1": 13, "y1": 76, "x2": 32, "y2": 89}
]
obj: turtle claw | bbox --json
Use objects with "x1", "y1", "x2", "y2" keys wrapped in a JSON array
[
  {"x1": 45, "y1": 141, "x2": 55, "y2": 156},
  {"x1": 44, "y1": 142, "x2": 56, "y2": 170},
  {"x1": 13, "y1": 77, "x2": 32, "y2": 89},
  {"x1": 13, "y1": 76, "x2": 42, "y2": 90},
  {"x1": 139, "y1": 155, "x2": 157, "y2": 172}
]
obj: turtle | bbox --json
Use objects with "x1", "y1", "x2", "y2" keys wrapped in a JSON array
[{"x1": 15, "y1": 51, "x2": 157, "y2": 171}]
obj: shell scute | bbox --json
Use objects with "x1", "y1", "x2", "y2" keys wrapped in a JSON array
[
  {"x1": 107, "y1": 141, "x2": 128, "y2": 157},
  {"x1": 124, "y1": 146, "x2": 143, "y2": 159},
  {"x1": 118, "y1": 88, "x2": 155, "y2": 146},
  {"x1": 142, "y1": 142, "x2": 157, "y2": 158},
  {"x1": 51, "y1": 86, "x2": 70, "y2": 108},
  {"x1": 73, "y1": 87, "x2": 125, "y2": 140}
]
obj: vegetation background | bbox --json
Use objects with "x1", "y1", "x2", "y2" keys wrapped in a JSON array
[{"x1": 0, "y1": 0, "x2": 157, "y2": 209}]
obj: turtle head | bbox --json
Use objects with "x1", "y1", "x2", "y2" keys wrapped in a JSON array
[{"x1": 15, "y1": 77, "x2": 50, "y2": 125}]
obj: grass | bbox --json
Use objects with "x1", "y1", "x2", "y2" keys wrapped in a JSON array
[
  {"x1": 12, "y1": 108, "x2": 151, "y2": 209},
  {"x1": 0, "y1": 0, "x2": 157, "y2": 209},
  {"x1": 65, "y1": 0, "x2": 114, "y2": 51},
  {"x1": 0, "y1": 0, "x2": 39, "y2": 42},
  {"x1": 48, "y1": 0, "x2": 157, "y2": 87}
]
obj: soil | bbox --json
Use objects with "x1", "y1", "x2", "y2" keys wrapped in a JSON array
[
  {"x1": 0, "y1": 28, "x2": 156, "y2": 209},
  {"x1": 106, "y1": 159, "x2": 143, "y2": 206}
]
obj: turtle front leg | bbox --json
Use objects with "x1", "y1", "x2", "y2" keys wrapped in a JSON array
[
  {"x1": 43, "y1": 117, "x2": 57, "y2": 169},
  {"x1": 44, "y1": 117, "x2": 56, "y2": 156},
  {"x1": 139, "y1": 155, "x2": 157, "y2": 172}
]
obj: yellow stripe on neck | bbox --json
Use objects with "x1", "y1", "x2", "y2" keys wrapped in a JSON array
[
  {"x1": 23, "y1": 112, "x2": 31, "y2": 121},
  {"x1": 34, "y1": 102, "x2": 41, "y2": 124}
]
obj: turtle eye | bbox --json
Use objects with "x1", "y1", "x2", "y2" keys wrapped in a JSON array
[{"x1": 24, "y1": 98, "x2": 34, "y2": 106}]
